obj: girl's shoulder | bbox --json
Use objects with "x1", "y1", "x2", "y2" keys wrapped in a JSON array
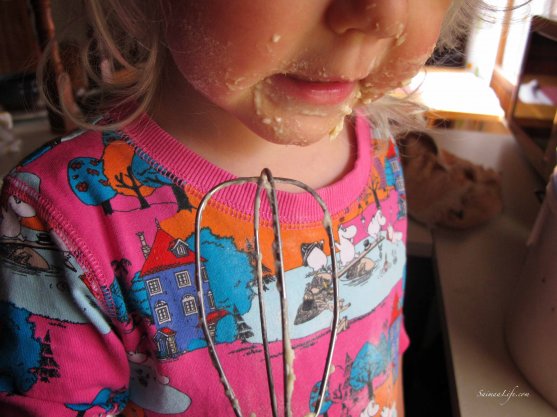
[
  {"x1": 3, "y1": 128, "x2": 97, "y2": 195},
  {"x1": 3, "y1": 127, "x2": 117, "y2": 205}
]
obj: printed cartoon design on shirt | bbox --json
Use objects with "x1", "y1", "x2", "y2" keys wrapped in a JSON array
[
  {"x1": 65, "y1": 387, "x2": 128, "y2": 416},
  {"x1": 0, "y1": 302, "x2": 48, "y2": 394},
  {"x1": 305, "y1": 294, "x2": 403, "y2": 417},
  {"x1": 296, "y1": 240, "x2": 340, "y2": 325},
  {"x1": 126, "y1": 349, "x2": 192, "y2": 415},
  {"x1": 67, "y1": 132, "x2": 193, "y2": 215},
  {"x1": 373, "y1": 139, "x2": 406, "y2": 222},
  {"x1": 1, "y1": 223, "x2": 193, "y2": 416},
  {"x1": 138, "y1": 199, "x2": 403, "y2": 350},
  {"x1": 0, "y1": 220, "x2": 111, "y2": 402},
  {"x1": 95, "y1": 222, "x2": 255, "y2": 361},
  {"x1": 0, "y1": 174, "x2": 96, "y2": 327},
  {"x1": 0, "y1": 292, "x2": 113, "y2": 397},
  {"x1": 1, "y1": 172, "x2": 130, "y2": 413},
  {"x1": 246, "y1": 238, "x2": 277, "y2": 290},
  {"x1": 139, "y1": 226, "x2": 213, "y2": 356},
  {"x1": 141, "y1": 225, "x2": 255, "y2": 355},
  {"x1": 1, "y1": 116, "x2": 409, "y2": 416},
  {"x1": 0, "y1": 172, "x2": 69, "y2": 274}
]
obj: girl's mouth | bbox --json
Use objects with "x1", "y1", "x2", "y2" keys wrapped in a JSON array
[{"x1": 269, "y1": 74, "x2": 356, "y2": 106}]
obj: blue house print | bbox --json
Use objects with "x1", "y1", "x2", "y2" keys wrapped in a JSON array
[
  {"x1": 385, "y1": 140, "x2": 404, "y2": 193},
  {"x1": 139, "y1": 227, "x2": 221, "y2": 359}
]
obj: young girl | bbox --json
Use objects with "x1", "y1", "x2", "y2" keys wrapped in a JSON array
[{"x1": 1, "y1": 1, "x2": 485, "y2": 416}]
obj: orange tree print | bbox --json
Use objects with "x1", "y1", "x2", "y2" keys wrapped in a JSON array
[
  {"x1": 68, "y1": 132, "x2": 192, "y2": 214},
  {"x1": 102, "y1": 137, "x2": 155, "y2": 210}
]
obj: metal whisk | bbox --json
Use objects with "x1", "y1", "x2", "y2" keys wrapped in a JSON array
[{"x1": 194, "y1": 169, "x2": 340, "y2": 417}]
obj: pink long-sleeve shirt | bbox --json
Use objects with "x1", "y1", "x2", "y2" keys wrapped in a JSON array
[{"x1": 0, "y1": 112, "x2": 408, "y2": 417}]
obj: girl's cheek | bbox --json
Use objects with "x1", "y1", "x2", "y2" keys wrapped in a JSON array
[
  {"x1": 169, "y1": 48, "x2": 250, "y2": 103},
  {"x1": 358, "y1": 39, "x2": 438, "y2": 104},
  {"x1": 167, "y1": 31, "x2": 287, "y2": 100}
]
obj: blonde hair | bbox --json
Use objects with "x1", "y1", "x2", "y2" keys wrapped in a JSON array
[
  {"x1": 82, "y1": 1, "x2": 166, "y2": 126},
  {"x1": 43, "y1": 0, "x2": 499, "y2": 133}
]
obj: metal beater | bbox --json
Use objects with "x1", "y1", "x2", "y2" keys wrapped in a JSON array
[{"x1": 194, "y1": 168, "x2": 340, "y2": 417}]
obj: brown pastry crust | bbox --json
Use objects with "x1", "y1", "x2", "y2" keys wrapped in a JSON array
[{"x1": 398, "y1": 131, "x2": 503, "y2": 229}]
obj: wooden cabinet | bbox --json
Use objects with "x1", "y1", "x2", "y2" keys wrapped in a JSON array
[
  {"x1": 509, "y1": 16, "x2": 557, "y2": 179},
  {"x1": 0, "y1": 1, "x2": 40, "y2": 76}
]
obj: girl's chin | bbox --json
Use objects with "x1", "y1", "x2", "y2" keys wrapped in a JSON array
[
  {"x1": 246, "y1": 87, "x2": 354, "y2": 146},
  {"x1": 246, "y1": 111, "x2": 349, "y2": 147}
]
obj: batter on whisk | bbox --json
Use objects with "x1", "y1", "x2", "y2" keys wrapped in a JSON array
[{"x1": 1, "y1": 1, "x2": 489, "y2": 416}]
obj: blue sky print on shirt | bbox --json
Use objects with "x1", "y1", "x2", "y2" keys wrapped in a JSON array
[{"x1": 0, "y1": 302, "x2": 41, "y2": 394}]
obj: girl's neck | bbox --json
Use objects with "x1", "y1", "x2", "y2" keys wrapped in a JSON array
[{"x1": 150, "y1": 64, "x2": 357, "y2": 192}]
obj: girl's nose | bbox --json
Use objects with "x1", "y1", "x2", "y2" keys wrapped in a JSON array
[{"x1": 326, "y1": 0, "x2": 408, "y2": 38}]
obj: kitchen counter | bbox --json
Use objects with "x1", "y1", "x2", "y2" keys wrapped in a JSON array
[{"x1": 409, "y1": 129, "x2": 557, "y2": 416}]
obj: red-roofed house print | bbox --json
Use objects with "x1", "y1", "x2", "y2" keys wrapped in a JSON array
[
  {"x1": 384, "y1": 140, "x2": 407, "y2": 220},
  {"x1": 139, "y1": 227, "x2": 216, "y2": 359},
  {"x1": 384, "y1": 140, "x2": 404, "y2": 193}
]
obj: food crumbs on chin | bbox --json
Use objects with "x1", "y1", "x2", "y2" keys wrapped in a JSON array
[
  {"x1": 318, "y1": 67, "x2": 330, "y2": 79},
  {"x1": 395, "y1": 22, "x2": 405, "y2": 38},
  {"x1": 226, "y1": 76, "x2": 247, "y2": 91},
  {"x1": 395, "y1": 33, "x2": 407, "y2": 47},
  {"x1": 360, "y1": 85, "x2": 382, "y2": 104},
  {"x1": 328, "y1": 104, "x2": 353, "y2": 140},
  {"x1": 253, "y1": 85, "x2": 287, "y2": 135},
  {"x1": 328, "y1": 117, "x2": 345, "y2": 141},
  {"x1": 253, "y1": 84, "x2": 264, "y2": 117},
  {"x1": 271, "y1": 34, "x2": 282, "y2": 43},
  {"x1": 299, "y1": 108, "x2": 329, "y2": 117},
  {"x1": 340, "y1": 104, "x2": 353, "y2": 116}
]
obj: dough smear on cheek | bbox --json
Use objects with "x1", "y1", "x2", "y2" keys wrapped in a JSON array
[
  {"x1": 358, "y1": 51, "x2": 434, "y2": 104},
  {"x1": 254, "y1": 83, "x2": 287, "y2": 139},
  {"x1": 226, "y1": 74, "x2": 249, "y2": 92}
]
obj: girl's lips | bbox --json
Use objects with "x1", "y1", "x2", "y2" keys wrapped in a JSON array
[{"x1": 269, "y1": 74, "x2": 356, "y2": 106}]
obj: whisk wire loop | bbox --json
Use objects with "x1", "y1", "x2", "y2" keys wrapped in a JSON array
[
  {"x1": 194, "y1": 169, "x2": 340, "y2": 417},
  {"x1": 253, "y1": 172, "x2": 280, "y2": 417}
]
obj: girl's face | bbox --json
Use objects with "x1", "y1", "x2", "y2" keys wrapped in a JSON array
[{"x1": 164, "y1": 0, "x2": 451, "y2": 146}]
